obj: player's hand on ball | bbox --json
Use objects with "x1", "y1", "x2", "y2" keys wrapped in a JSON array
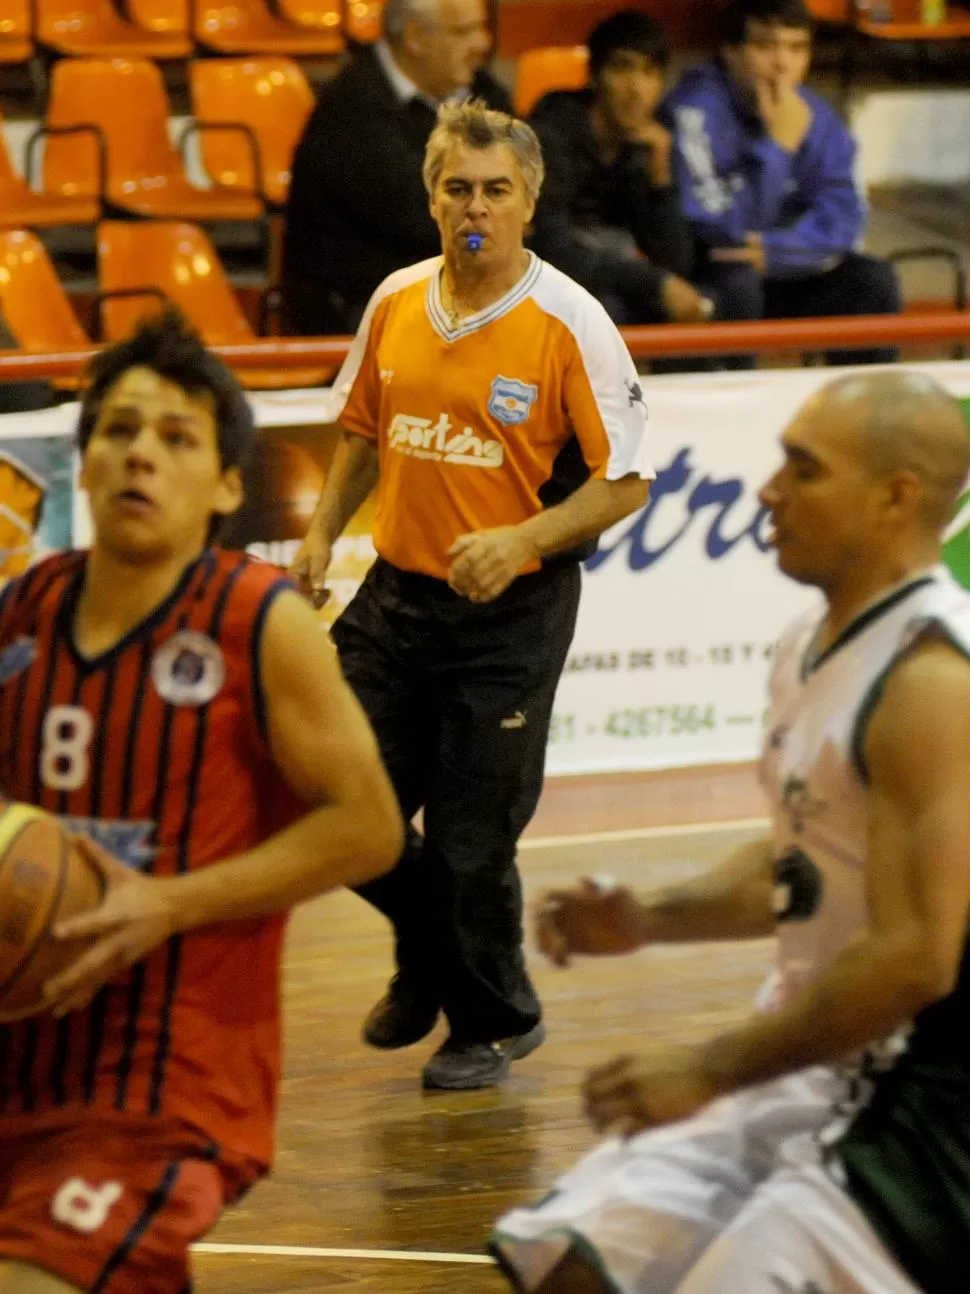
[
  {"x1": 290, "y1": 530, "x2": 333, "y2": 610},
  {"x1": 535, "y1": 878, "x2": 645, "y2": 967},
  {"x1": 43, "y1": 835, "x2": 179, "y2": 1018},
  {"x1": 446, "y1": 526, "x2": 538, "y2": 602},
  {"x1": 583, "y1": 1044, "x2": 718, "y2": 1137}
]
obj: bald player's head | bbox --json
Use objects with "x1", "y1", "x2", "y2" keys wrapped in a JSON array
[
  {"x1": 812, "y1": 371, "x2": 970, "y2": 530},
  {"x1": 761, "y1": 371, "x2": 970, "y2": 593}
]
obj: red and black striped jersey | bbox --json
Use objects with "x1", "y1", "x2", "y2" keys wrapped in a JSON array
[{"x1": 0, "y1": 547, "x2": 303, "y2": 1170}]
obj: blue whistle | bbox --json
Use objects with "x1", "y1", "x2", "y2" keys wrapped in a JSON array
[{"x1": 466, "y1": 233, "x2": 482, "y2": 252}]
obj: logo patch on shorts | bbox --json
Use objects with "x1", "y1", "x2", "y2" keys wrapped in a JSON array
[
  {"x1": 151, "y1": 631, "x2": 225, "y2": 707},
  {"x1": 52, "y1": 1178, "x2": 124, "y2": 1234}
]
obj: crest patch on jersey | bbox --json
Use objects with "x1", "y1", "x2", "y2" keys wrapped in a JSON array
[
  {"x1": 151, "y1": 631, "x2": 225, "y2": 707},
  {"x1": 0, "y1": 635, "x2": 36, "y2": 685},
  {"x1": 488, "y1": 376, "x2": 538, "y2": 426},
  {"x1": 62, "y1": 816, "x2": 156, "y2": 870}
]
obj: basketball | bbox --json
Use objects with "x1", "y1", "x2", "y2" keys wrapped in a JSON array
[{"x1": 0, "y1": 803, "x2": 105, "y2": 1022}]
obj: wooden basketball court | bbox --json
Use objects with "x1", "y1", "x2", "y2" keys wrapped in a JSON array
[{"x1": 194, "y1": 764, "x2": 772, "y2": 1293}]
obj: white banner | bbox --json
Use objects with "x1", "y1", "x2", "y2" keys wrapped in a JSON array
[{"x1": 5, "y1": 363, "x2": 970, "y2": 775}]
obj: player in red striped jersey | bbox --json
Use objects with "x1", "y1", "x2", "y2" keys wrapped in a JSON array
[{"x1": 0, "y1": 311, "x2": 402, "y2": 1294}]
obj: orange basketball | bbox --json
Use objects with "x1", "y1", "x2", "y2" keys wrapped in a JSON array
[{"x1": 0, "y1": 804, "x2": 105, "y2": 1022}]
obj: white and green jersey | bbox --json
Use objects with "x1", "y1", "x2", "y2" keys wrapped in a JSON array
[{"x1": 762, "y1": 567, "x2": 970, "y2": 1294}]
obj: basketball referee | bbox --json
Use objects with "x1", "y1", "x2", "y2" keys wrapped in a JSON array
[{"x1": 293, "y1": 101, "x2": 651, "y2": 1090}]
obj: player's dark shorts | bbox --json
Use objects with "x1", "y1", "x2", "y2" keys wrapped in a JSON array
[{"x1": 0, "y1": 1110, "x2": 262, "y2": 1294}]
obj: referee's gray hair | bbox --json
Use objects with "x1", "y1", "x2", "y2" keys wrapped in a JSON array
[
  {"x1": 422, "y1": 100, "x2": 545, "y2": 203},
  {"x1": 383, "y1": 0, "x2": 438, "y2": 42}
]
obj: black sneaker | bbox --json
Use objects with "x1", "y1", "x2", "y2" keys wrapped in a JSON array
[
  {"x1": 421, "y1": 1022, "x2": 546, "y2": 1090},
  {"x1": 362, "y1": 975, "x2": 440, "y2": 1050}
]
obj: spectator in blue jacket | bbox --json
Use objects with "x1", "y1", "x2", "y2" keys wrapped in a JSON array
[{"x1": 661, "y1": 0, "x2": 900, "y2": 366}]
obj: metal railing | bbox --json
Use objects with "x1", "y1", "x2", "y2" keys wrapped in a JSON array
[{"x1": 2, "y1": 310, "x2": 969, "y2": 383}]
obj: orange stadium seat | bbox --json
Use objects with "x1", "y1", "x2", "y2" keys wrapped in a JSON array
[
  {"x1": 0, "y1": 230, "x2": 91, "y2": 351},
  {"x1": 0, "y1": 39, "x2": 33, "y2": 65},
  {"x1": 190, "y1": 58, "x2": 314, "y2": 208},
  {"x1": 0, "y1": 112, "x2": 100, "y2": 229},
  {"x1": 121, "y1": 0, "x2": 191, "y2": 37},
  {"x1": 194, "y1": 0, "x2": 344, "y2": 55},
  {"x1": 35, "y1": 0, "x2": 191, "y2": 57},
  {"x1": 344, "y1": 0, "x2": 383, "y2": 42},
  {"x1": 270, "y1": 0, "x2": 341, "y2": 32},
  {"x1": 807, "y1": 0, "x2": 850, "y2": 18},
  {"x1": 98, "y1": 220, "x2": 331, "y2": 389},
  {"x1": 43, "y1": 58, "x2": 264, "y2": 222},
  {"x1": 0, "y1": 0, "x2": 33, "y2": 64},
  {"x1": 514, "y1": 46, "x2": 588, "y2": 117}
]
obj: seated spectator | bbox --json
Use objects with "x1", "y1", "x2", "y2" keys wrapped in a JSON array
[
  {"x1": 661, "y1": 0, "x2": 900, "y2": 365},
  {"x1": 530, "y1": 11, "x2": 713, "y2": 326},
  {"x1": 284, "y1": 0, "x2": 511, "y2": 336}
]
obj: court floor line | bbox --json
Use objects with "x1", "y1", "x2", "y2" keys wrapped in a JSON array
[
  {"x1": 194, "y1": 1242, "x2": 496, "y2": 1265},
  {"x1": 195, "y1": 818, "x2": 769, "y2": 1274},
  {"x1": 519, "y1": 816, "x2": 769, "y2": 850}
]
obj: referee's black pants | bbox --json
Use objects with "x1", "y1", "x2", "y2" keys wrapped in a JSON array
[{"x1": 331, "y1": 556, "x2": 581, "y2": 1043}]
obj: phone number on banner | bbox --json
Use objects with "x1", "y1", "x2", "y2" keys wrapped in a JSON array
[{"x1": 548, "y1": 705, "x2": 766, "y2": 743}]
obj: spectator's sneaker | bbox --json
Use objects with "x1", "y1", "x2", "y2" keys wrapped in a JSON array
[
  {"x1": 421, "y1": 1023, "x2": 546, "y2": 1090},
  {"x1": 362, "y1": 975, "x2": 439, "y2": 1049}
]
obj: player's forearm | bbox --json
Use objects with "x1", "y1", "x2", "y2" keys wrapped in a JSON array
[
  {"x1": 307, "y1": 427, "x2": 379, "y2": 545},
  {"x1": 517, "y1": 475, "x2": 649, "y2": 560},
  {"x1": 633, "y1": 836, "x2": 776, "y2": 944},
  {"x1": 698, "y1": 930, "x2": 943, "y2": 1095},
  {"x1": 164, "y1": 796, "x2": 403, "y2": 930}
]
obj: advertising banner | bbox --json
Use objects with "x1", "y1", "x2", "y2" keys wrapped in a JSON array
[
  {"x1": 226, "y1": 367, "x2": 970, "y2": 774},
  {"x1": 4, "y1": 366, "x2": 970, "y2": 775},
  {"x1": 0, "y1": 408, "x2": 75, "y2": 580}
]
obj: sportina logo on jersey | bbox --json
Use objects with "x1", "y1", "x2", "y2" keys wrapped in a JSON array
[{"x1": 387, "y1": 413, "x2": 504, "y2": 469}]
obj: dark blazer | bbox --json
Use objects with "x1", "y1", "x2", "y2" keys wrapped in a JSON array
[{"x1": 283, "y1": 46, "x2": 512, "y2": 335}]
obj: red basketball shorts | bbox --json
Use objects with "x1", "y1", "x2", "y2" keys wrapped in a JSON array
[{"x1": 0, "y1": 1112, "x2": 261, "y2": 1294}]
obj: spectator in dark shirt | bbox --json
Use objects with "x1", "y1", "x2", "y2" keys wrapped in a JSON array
[
  {"x1": 661, "y1": 0, "x2": 900, "y2": 365},
  {"x1": 283, "y1": 0, "x2": 511, "y2": 336},
  {"x1": 530, "y1": 11, "x2": 713, "y2": 326}
]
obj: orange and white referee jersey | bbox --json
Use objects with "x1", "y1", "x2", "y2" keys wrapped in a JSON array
[{"x1": 331, "y1": 253, "x2": 654, "y2": 581}]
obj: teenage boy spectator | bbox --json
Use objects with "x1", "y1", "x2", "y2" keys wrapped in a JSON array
[
  {"x1": 530, "y1": 11, "x2": 712, "y2": 326},
  {"x1": 661, "y1": 0, "x2": 900, "y2": 365}
]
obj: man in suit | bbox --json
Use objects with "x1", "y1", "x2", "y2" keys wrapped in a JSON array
[{"x1": 283, "y1": 0, "x2": 511, "y2": 335}]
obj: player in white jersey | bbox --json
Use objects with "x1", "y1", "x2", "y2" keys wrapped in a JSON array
[{"x1": 491, "y1": 370, "x2": 970, "y2": 1294}]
